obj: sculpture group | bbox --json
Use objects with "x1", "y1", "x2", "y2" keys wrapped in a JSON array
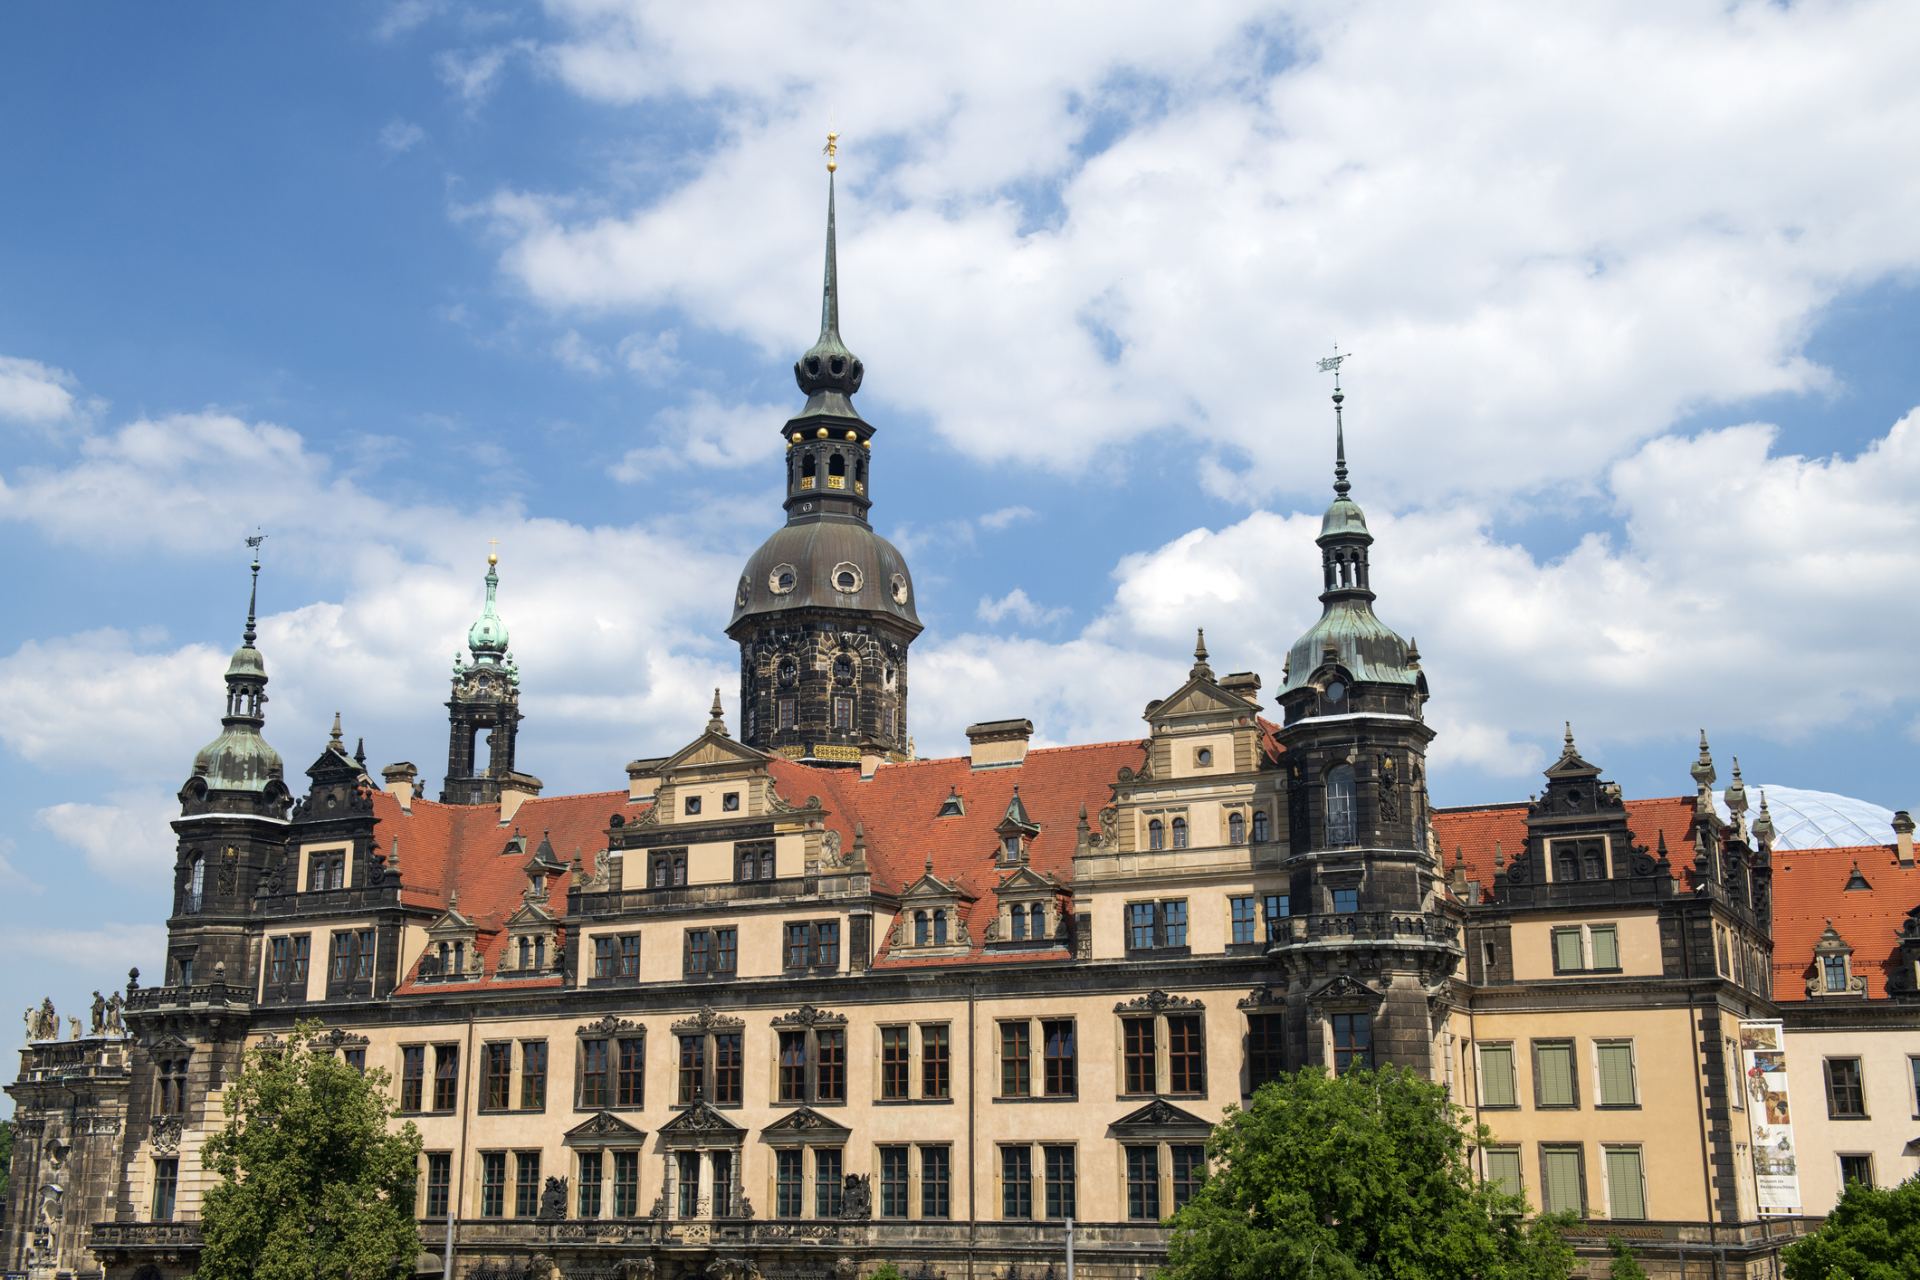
[{"x1": 22, "y1": 991, "x2": 126, "y2": 1043}]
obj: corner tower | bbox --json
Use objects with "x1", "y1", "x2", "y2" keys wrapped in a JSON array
[
  {"x1": 1271, "y1": 354, "x2": 1459, "y2": 1076},
  {"x1": 727, "y1": 137, "x2": 921, "y2": 765},
  {"x1": 442, "y1": 552, "x2": 539, "y2": 804}
]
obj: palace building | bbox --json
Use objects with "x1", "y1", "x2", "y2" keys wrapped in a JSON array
[{"x1": 7, "y1": 163, "x2": 1918, "y2": 1280}]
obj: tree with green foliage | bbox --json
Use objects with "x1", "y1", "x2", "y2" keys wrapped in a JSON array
[
  {"x1": 1607, "y1": 1236, "x2": 1650, "y2": 1279},
  {"x1": 198, "y1": 1022, "x2": 422, "y2": 1280},
  {"x1": 1782, "y1": 1173, "x2": 1920, "y2": 1280},
  {"x1": 1161, "y1": 1064, "x2": 1575, "y2": 1280}
]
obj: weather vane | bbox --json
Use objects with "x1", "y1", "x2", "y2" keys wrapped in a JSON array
[
  {"x1": 246, "y1": 528, "x2": 266, "y2": 564},
  {"x1": 823, "y1": 130, "x2": 839, "y2": 173},
  {"x1": 1316, "y1": 344, "x2": 1349, "y2": 391}
]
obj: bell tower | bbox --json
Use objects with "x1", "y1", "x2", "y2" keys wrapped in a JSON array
[
  {"x1": 442, "y1": 552, "x2": 539, "y2": 804},
  {"x1": 1270, "y1": 353, "x2": 1460, "y2": 1076}
]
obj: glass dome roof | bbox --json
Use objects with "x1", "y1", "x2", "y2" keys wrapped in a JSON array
[{"x1": 1715, "y1": 785, "x2": 1894, "y2": 850}]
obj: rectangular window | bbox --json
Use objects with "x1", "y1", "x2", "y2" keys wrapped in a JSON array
[
  {"x1": 650, "y1": 850, "x2": 687, "y2": 888},
  {"x1": 520, "y1": 1040, "x2": 547, "y2": 1110},
  {"x1": 785, "y1": 923, "x2": 811, "y2": 970},
  {"x1": 1230, "y1": 895, "x2": 1258, "y2": 945},
  {"x1": 1910, "y1": 1056, "x2": 1920, "y2": 1116},
  {"x1": 1331, "y1": 1013, "x2": 1372, "y2": 1074},
  {"x1": 833, "y1": 694, "x2": 853, "y2": 729},
  {"x1": 1247, "y1": 1014, "x2": 1285, "y2": 1090},
  {"x1": 1171, "y1": 1144, "x2": 1206, "y2": 1211},
  {"x1": 1167, "y1": 1014, "x2": 1205, "y2": 1094},
  {"x1": 712, "y1": 1151, "x2": 734, "y2": 1218},
  {"x1": 735, "y1": 841, "x2": 776, "y2": 882},
  {"x1": 1043, "y1": 1144, "x2": 1076, "y2": 1220},
  {"x1": 1126, "y1": 1145, "x2": 1160, "y2": 1221},
  {"x1": 1264, "y1": 893, "x2": 1290, "y2": 940},
  {"x1": 714, "y1": 927, "x2": 737, "y2": 974},
  {"x1": 152, "y1": 1157, "x2": 179, "y2": 1221},
  {"x1": 1042, "y1": 1019, "x2": 1077, "y2": 1097},
  {"x1": 1000, "y1": 1021, "x2": 1032, "y2": 1097},
  {"x1": 1534, "y1": 1040, "x2": 1578, "y2": 1108},
  {"x1": 1163, "y1": 899, "x2": 1189, "y2": 948},
  {"x1": 678, "y1": 1034, "x2": 706, "y2": 1104},
  {"x1": 1552, "y1": 927, "x2": 1585, "y2": 973},
  {"x1": 921, "y1": 1145, "x2": 951, "y2": 1219},
  {"x1": 1604, "y1": 1145, "x2": 1646, "y2": 1220},
  {"x1": 922, "y1": 1024, "x2": 950, "y2": 1099},
  {"x1": 1123, "y1": 1017, "x2": 1157, "y2": 1094},
  {"x1": 715, "y1": 1031, "x2": 743, "y2": 1105},
  {"x1": 482, "y1": 1042, "x2": 512, "y2": 1111},
  {"x1": 1595, "y1": 1041, "x2": 1638, "y2": 1107},
  {"x1": 816, "y1": 1028, "x2": 846, "y2": 1102},
  {"x1": 778, "y1": 698, "x2": 795, "y2": 729},
  {"x1": 616, "y1": 1037, "x2": 644, "y2": 1107},
  {"x1": 1332, "y1": 887, "x2": 1359, "y2": 914},
  {"x1": 156, "y1": 1056, "x2": 189, "y2": 1116},
  {"x1": 619, "y1": 934, "x2": 640, "y2": 978},
  {"x1": 424, "y1": 1152, "x2": 452, "y2": 1219},
  {"x1": 1001, "y1": 1145, "x2": 1033, "y2": 1219},
  {"x1": 576, "y1": 1151, "x2": 601, "y2": 1219},
  {"x1": 344, "y1": 1047, "x2": 365, "y2": 1073},
  {"x1": 594, "y1": 936, "x2": 616, "y2": 979},
  {"x1": 778, "y1": 1030, "x2": 807, "y2": 1102},
  {"x1": 1825, "y1": 1057, "x2": 1866, "y2": 1118},
  {"x1": 881, "y1": 1026, "x2": 910, "y2": 1100},
  {"x1": 307, "y1": 849, "x2": 346, "y2": 892},
  {"x1": 815, "y1": 1148, "x2": 845, "y2": 1217},
  {"x1": 1478, "y1": 1043, "x2": 1517, "y2": 1108},
  {"x1": 515, "y1": 1151, "x2": 541, "y2": 1217},
  {"x1": 432, "y1": 1043, "x2": 459, "y2": 1111},
  {"x1": 480, "y1": 1152, "x2": 507, "y2": 1218},
  {"x1": 1484, "y1": 1147, "x2": 1523, "y2": 1200},
  {"x1": 1127, "y1": 902, "x2": 1157, "y2": 951},
  {"x1": 1838, "y1": 1153, "x2": 1875, "y2": 1189},
  {"x1": 400, "y1": 1045, "x2": 425, "y2": 1112},
  {"x1": 677, "y1": 1151, "x2": 699, "y2": 1217},
  {"x1": 612, "y1": 1151, "x2": 638, "y2": 1218},
  {"x1": 1540, "y1": 1145, "x2": 1585, "y2": 1215},
  {"x1": 816, "y1": 921, "x2": 840, "y2": 968},
  {"x1": 1589, "y1": 925, "x2": 1620, "y2": 970},
  {"x1": 684, "y1": 929, "x2": 710, "y2": 976},
  {"x1": 879, "y1": 1146, "x2": 910, "y2": 1218},
  {"x1": 775, "y1": 1149, "x2": 804, "y2": 1217},
  {"x1": 579, "y1": 1039, "x2": 609, "y2": 1109}
]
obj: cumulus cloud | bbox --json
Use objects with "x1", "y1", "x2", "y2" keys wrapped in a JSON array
[
  {"x1": 612, "y1": 393, "x2": 787, "y2": 476},
  {"x1": 976, "y1": 588, "x2": 1069, "y2": 628},
  {"x1": 379, "y1": 118, "x2": 428, "y2": 154},
  {"x1": 37, "y1": 790, "x2": 179, "y2": 883},
  {"x1": 0, "y1": 355, "x2": 81, "y2": 426},
  {"x1": 10, "y1": 922, "x2": 167, "y2": 980},
  {"x1": 437, "y1": 43, "x2": 523, "y2": 107},
  {"x1": 552, "y1": 328, "x2": 607, "y2": 375}
]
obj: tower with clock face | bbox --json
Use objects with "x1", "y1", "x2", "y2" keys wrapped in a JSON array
[{"x1": 726, "y1": 166, "x2": 921, "y2": 765}]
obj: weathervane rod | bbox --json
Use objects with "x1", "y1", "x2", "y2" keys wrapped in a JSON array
[{"x1": 1317, "y1": 345, "x2": 1352, "y2": 497}]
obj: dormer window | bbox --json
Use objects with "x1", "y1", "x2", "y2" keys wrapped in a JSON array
[
  {"x1": 438, "y1": 940, "x2": 465, "y2": 974},
  {"x1": 938, "y1": 789, "x2": 964, "y2": 818},
  {"x1": 1002, "y1": 835, "x2": 1022, "y2": 863},
  {"x1": 914, "y1": 911, "x2": 930, "y2": 946},
  {"x1": 1809, "y1": 921, "x2": 1861, "y2": 997},
  {"x1": 517, "y1": 935, "x2": 546, "y2": 971},
  {"x1": 1822, "y1": 953, "x2": 1849, "y2": 993}
]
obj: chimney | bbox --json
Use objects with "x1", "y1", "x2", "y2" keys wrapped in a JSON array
[
  {"x1": 380, "y1": 762, "x2": 418, "y2": 813},
  {"x1": 966, "y1": 719, "x2": 1033, "y2": 770},
  {"x1": 499, "y1": 773, "x2": 544, "y2": 826},
  {"x1": 1221, "y1": 671, "x2": 1263, "y2": 705},
  {"x1": 1894, "y1": 810, "x2": 1914, "y2": 865}
]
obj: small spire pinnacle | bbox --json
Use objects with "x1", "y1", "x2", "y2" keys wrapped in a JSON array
[
  {"x1": 243, "y1": 531, "x2": 266, "y2": 647},
  {"x1": 1317, "y1": 346, "x2": 1351, "y2": 498},
  {"x1": 794, "y1": 137, "x2": 864, "y2": 400},
  {"x1": 1190, "y1": 628, "x2": 1213, "y2": 679},
  {"x1": 820, "y1": 143, "x2": 841, "y2": 346},
  {"x1": 329, "y1": 711, "x2": 344, "y2": 750},
  {"x1": 707, "y1": 688, "x2": 728, "y2": 737}
]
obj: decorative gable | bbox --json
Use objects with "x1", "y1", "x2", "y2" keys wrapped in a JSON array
[
  {"x1": 983, "y1": 865, "x2": 1063, "y2": 947},
  {"x1": 761, "y1": 1107, "x2": 852, "y2": 1147},
  {"x1": 1107, "y1": 1098, "x2": 1213, "y2": 1138},
  {"x1": 563, "y1": 1111, "x2": 648, "y2": 1148},
  {"x1": 889, "y1": 863, "x2": 975, "y2": 956},
  {"x1": 994, "y1": 786, "x2": 1042, "y2": 865},
  {"x1": 658, "y1": 1102, "x2": 747, "y2": 1148},
  {"x1": 1807, "y1": 920, "x2": 1866, "y2": 997},
  {"x1": 499, "y1": 896, "x2": 558, "y2": 976},
  {"x1": 420, "y1": 892, "x2": 483, "y2": 981}
]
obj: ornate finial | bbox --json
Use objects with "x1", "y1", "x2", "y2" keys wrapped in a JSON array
[
  {"x1": 823, "y1": 130, "x2": 838, "y2": 174},
  {"x1": 1317, "y1": 346, "x2": 1351, "y2": 498},
  {"x1": 1493, "y1": 839, "x2": 1505, "y2": 870},
  {"x1": 794, "y1": 141, "x2": 863, "y2": 399},
  {"x1": 1752, "y1": 790, "x2": 1775, "y2": 848},
  {"x1": 1190, "y1": 628, "x2": 1213, "y2": 679},
  {"x1": 1690, "y1": 729, "x2": 1717, "y2": 793},
  {"x1": 354, "y1": 736, "x2": 366, "y2": 767},
  {"x1": 1406, "y1": 637, "x2": 1420, "y2": 667},
  {"x1": 243, "y1": 531, "x2": 266, "y2": 647},
  {"x1": 906, "y1": 736, "x2": 916, "y2": 760},
  {"x1": 329, "y1": 711, "x2": 344, "y2": 749},
  {"x1": 707, "y1": 688, "x2": 728, "y2": 737},
  {"x1": 388, "y1": 836, "x2": 402, "y2": 874},
  {"x1": 448, "y1": 888, "x2": 458, "y2": 911},
  {"x1": 1564, "y1": 721, "x2": 1574, "y2": 749},
  {"x1": 488, "y1": 537, "x2": 499, "y2": 567}
]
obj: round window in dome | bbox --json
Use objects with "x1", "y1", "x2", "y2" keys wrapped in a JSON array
[
  {"x1": 831, "y1": 561, "x2": 863, "y2": 594},
  {"x1": 769, "y1": 563, "x2": 798, "y2": 595},
  {"x1": 1325, "y1": 680, "x2": 1347, "y2": 706},
  {"x1": 890, "y1": 573, "x2": 910, "y2": 605}
]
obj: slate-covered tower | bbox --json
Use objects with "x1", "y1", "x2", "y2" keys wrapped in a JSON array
[
  {"x1": 728, "y1": 143, "x2": 922, "y2": 765},
  {"x1": 442, "y1": 553, "x2": 538, "y2": 804},
  {"x1": 1271, "y1": 364, "x2": 1461, "y2": 1075}
]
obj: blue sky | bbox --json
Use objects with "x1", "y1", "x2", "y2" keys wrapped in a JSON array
[{"x1": 3, "y1": 1, "x2": 1919, "y2": 1059}]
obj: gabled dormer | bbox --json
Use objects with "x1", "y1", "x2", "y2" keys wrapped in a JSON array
[
  {"x1": 1141, "y1": 631, "x2": 1265, "y2": 780},
  {"x1": 890, "y1": 862, "x2": 973, "y2": 956},
  {"x1": 1807, "y1": 920, "x2": 1865, "y2": 998},
  {"x1": 500, "y1": 896, "x2": 558, "y2": 977},
  {"x1": 984, "y1": 865, "x2": 1062, "y2": 948},
  {"x1": 1498, "y1": 724, "x2": 1672, "y2": 907},
  {"x1": 420, "y1": 892, "x2": 483, "y2": 982},
  {"x1": 638, "y1": 691, "x2": 771, "y2": 828},
  {"x1": 995, "y1": 787, "x2": 1041, "y2": 865}
]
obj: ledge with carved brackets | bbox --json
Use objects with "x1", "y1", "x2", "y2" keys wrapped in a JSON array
[{"x1": 1114, "y1": 989, "x2": 1204, "y2": 1015}]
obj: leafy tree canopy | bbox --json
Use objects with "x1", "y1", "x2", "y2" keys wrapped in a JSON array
[
  {"x1": 1782, "y1": 1174, "x2": 1920, "y2": 1280},
  {"x1": 199, "y1": 1022, "x2": 422, "y2": 1280},
  {"x1": 1162, "y1": 1064, "x2": 1574, "y2": 1280},
  {"x1": 1608, "y1": 1236, "x2": 1650, "y2": 1279}
]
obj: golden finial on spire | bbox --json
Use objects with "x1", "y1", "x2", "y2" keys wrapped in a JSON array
[
  {"x1": 487, "y1": 537, "x2": 499, "y2": 567},
  {"x1": 823, "y1": 130, "x2": 839, "y2": 173}
]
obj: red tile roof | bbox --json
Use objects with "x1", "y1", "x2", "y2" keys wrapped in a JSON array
[
  {"x1": 1768, "y1": 844, "x2": 1919, "y2": 1001},
  {"x1": 1432, "y1": 795, "x2": 1699, "y2": 901}
]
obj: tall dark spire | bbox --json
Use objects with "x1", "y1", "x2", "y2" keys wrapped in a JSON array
[
  {"x1": 243, "y1": 531, "x2": 265, "y2": 647},
  {"x1": 1320, "y1": 346, "x2": 1351, "y2": 498},
  {"x1": 794, "y1": 133, "x2": 864, "y2": 402}
]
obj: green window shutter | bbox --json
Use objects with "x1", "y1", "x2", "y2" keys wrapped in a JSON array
[
  {"x1": 1554, "y1": 928, "x2": 1584, "y2": 972},
  {"x1": 1537, "y1": 1043, "x2": 1576, "y2": 1106},
  {"x1": 1590, "y1": 926, "x2": 1619, "y2": 969},
  {"x1": 1541, "y1": 1147, "x2": 1584, "y2": 1215},
  {"x1": 1605, "y1": 1147, "x2": 1646, "y2": 1220},
  {"x1": 1597, "y1": 1043, "x2": 1636, "y2": 1106},
  {"x1": 1485, "y1": 1148, "x2": 1523, "y2": 1200},
  {"x1": 1480, "y1": 1046, "x2": 1516, "y2": 1107}
]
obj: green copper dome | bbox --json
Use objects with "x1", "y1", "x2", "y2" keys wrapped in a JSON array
[
  {"x1": 189, "y1": 557, "x2": 284, "y2": 793},
  {"x1": 467, "y1": 557, "x2": 510, "y2": 659},
  {"x1": 1320, "y1": 495, "x2": 1370, "y2": 538}
]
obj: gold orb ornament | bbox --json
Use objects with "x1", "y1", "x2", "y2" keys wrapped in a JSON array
[{"x1": 816, "y1": 427, "x2": 829, "y2": 438}]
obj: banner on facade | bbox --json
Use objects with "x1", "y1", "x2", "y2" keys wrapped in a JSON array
[{"x1": 1738, "y1": 1019, "x2": 1801, "y2": 1213}]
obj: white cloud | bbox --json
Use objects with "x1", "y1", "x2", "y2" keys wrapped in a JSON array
[
  {"x1": 977, "y1": 505, "x2": 1036, "y2": 532},
  {"x1": 617, "y1": 328, "x2": 680, "y2": 383},
  {"x1": 0, "y1": 632, "x2": 224, "y2": 770},
  {"x1": 437, "y1": 43, "x2": 523, "y2": 107},
  {"x1": 379, "y1": 118, "x2": 428, "y2": 154},
  {"x1": 552, "y1": 328, "x2": 607, "y2": 375},
  {"x1": 976, "y1": 588, "x2": 1069, "y2": 628},
  {"x1": 0, "y1": 838, "x2": 39, "y2": 894},
  {"x1": 0, "y1": 355, "x2": 80, "y2": 426},
  {"x1": 374, "y1": 0, "x2": 442, "y2": 41},
  {"x1": 491, "y1": 2, "x2": 1920, "y2": 512},
  {"x1": 10, "y1": 922, "x2": 167, "y2": 982},
  {"x1": 37, "y1": 791, "x2": 179, "y2": 882},
  {"x1": 612, "y1": 393, "x2": 786, "y2": 476}
]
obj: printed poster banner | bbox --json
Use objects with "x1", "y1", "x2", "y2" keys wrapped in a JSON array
[{"x1": 1739, "y1": 1019, "x2": 1801, "y2": 1213}]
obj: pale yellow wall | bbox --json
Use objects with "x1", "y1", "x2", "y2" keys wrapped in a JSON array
[
  {"x1": 574, "y1": 908, "x2": 850, "y2": 988},
  {"x1": 1460, "y1": 1005, "x2": 1710, "y2": 1222},
  {"x1": 296, "y1": 840, "x2": 354, "y2": 890},
  {"x1": 259, "y1": 916, "x2": 380, "y2": 1001},
  {"x1": 1783, "y1": 1021, "x2": 1920, "y2": 1214},
  {"x1": 1509, "y1": 909, "x2": 1662, "y2": 981}
]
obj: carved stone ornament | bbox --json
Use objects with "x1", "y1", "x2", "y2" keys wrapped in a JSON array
[
  {"x1": 671, "y1": 1006, "x2": 745, "y2": 1035},
  {"x1": 772, "y1": 1004, "x2": 847, "y2": 1029},
  {"x1": 1308, "y1": 973, "x2": 1385, "y2": 1012},
  {"x1": 538, "y1": 1176, "x2": 568, "y2": 1220},
  {"x1": 1113, "y1": 989, "x2": 1204, "y2": 1015},
  {"x1": 840, "y1": 1172, "x2": 872, "y2": 1220},
  {"x1": 578, "y1": 1015, "x2": 642, "y2": 1038},
  {"x1": 316, "y1": 1026, "x2": 369, "y2": 1051},
  {"x1": 1237, "y1": 984, "x2": 1283, "y2": 1011},
  {"x1": 149, "y1": 1114, "x2": 183, "y2": 1155}
]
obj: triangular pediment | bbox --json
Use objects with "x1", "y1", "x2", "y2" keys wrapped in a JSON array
[
  {"x1": 660, "y1": 730, "x2": 767, "y2": 774},
  {"x1": 1150, "y1": 675, "x2": 1255, "y2": 723},
  {"x1": 994, "y1": 865, "x2": 1056, "y2": 895},
  {"x1": 1109, "y1": 1098, "x2": 1214, "y2": 1136},
  {"x1": 761, "y1": 1107, "x2": 852, "y2": 1144},
  {"x1": 900, "y1": 869, "x2": 973, "y2": 902},
  {"x1": 426, "y1": 904, "x2": 475, "y2": 934},
  {"x1": 658, "y1": 1102, "x2": 748, "y2": 1147},
  {"x1": 1308, "y1": 973, "x2": 1383, "y2": 1008},
  {"x1": 563, "y1": 1111, "x2": 647, "y2": 1148},
  {"x1": 505, "y1": 899, "x2": 555, "y2": 929}
]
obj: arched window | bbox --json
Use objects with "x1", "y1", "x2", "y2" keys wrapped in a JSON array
[
  {"x1": 1252, "y1": 810, "x2": 1269, "y2": 843},
  {"x1": 933, "y1": 911, "x2": 950, "y2": 946},
  {"x1": 802, "y1": 453, "x2": 817, "y2": 479},
  {"x1": 1325, "y1": 766, "x2": 1356, "y2": 846},
  {"x1": 185, "y1": 854, "x2": 205, "y2": 914},
  {"x1": 829, "y1": 453, "x2": 846, "y2": 477},
  {"x1": 914, "y1": 910, "x2": 929, "y2": 946},
  {"x1": 855, "y1": 459, "x2": 867, "y2": 487},
  {"x1": 1172, "y1": 816, "x2": 1189, "y2": 849},
  {"x1": 1581, "y1": 841, "x2": 1606, "y2": 881},
  {"x1": 1029, "y1": 903, "x2": 1046, "y2": 938},
  {"x1": 1228, "y1": 812, "x2": 1246, "y2": 844},
  {"x1": 1148, "y1": 819, "x2": 1165, "y2": 850},
  {"x1": 1554, "y1": 845, "x2": 1580, "y2": 883},
  {"x1": 1011, "y1": 906, "x2": 1028, "y2": 940}
]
